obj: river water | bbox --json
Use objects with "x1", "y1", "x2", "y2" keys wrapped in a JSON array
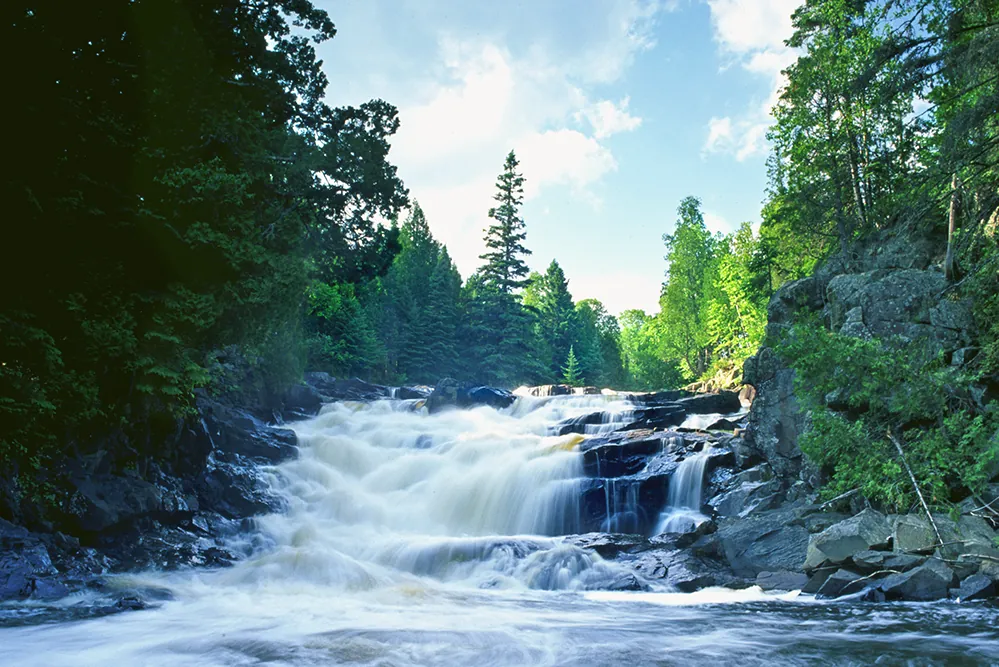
[{"x1": 1, "y1": 397, "x2": 997, "y2": 666}]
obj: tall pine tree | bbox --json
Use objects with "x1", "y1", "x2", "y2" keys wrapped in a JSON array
[{"x1": 462, "y1": 151, "x2": 539, "y2": 385}]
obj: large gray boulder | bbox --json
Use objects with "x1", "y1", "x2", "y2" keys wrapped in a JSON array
[
  {"x1": 950, "y1": 573, "x2": 996, "y2": 601},
  {"x1": 715, "y1": 506, "x2": 810, "y2": 577},
  {"x1": 804, "y1": 509, "x2": 891, "y2": 569},
  {"x1": 879, "y1": 559, "x2": 956, "y2": 601}
]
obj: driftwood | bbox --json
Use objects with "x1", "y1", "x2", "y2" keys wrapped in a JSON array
[{"x1": 888, "y1": 430, "x2": 945, "y2": 548}]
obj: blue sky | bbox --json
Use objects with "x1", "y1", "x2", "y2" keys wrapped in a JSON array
[{"x1": 316, "y1": 0, "x2": 800, "y2": 315}]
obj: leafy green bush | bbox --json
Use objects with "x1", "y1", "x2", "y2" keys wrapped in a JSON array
[{"x1": 780, "y1": 322, "x2": 999, "y2": 510}]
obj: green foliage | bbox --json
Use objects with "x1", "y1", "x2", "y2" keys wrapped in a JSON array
[
  {"x1": 618, "y1": 310, "x2": 685, "y2": 391},
  {"x1": 561, "y1": 346, "x2": 584, "y2": 387},
  {"x1": 1, "y1": 1, "x2": 407, "y2": 495},
  {"x1": 781, "y1": 322, "x2": 999, "y2": 510},
  {"x1": 480, "y1": 151, "x2": 532, "y2": 294}
]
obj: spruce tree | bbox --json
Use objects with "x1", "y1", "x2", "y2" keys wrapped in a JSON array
[
  {"x1": 531, "y1": 260, "x2": 579, "y2": 380},
  {"x1": 462, "y1": 151, "x2": 539, "y2": 386},
  {"x1": 561, "y1": 346, "x2": 583, "y2": 387},
  {"x1": 480, "y1": 151, "x2": 531, "y2": 293}
]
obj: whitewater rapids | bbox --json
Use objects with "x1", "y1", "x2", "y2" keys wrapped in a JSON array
[{"x1": 1, "y1": 396, "x2": 997, "y2": 666}]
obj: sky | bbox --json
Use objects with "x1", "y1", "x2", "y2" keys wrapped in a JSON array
[{"x1": 316, "y1": 0, "x2": 801, "y2": 315}]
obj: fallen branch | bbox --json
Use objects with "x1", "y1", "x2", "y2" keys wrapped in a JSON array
[
  {"x1": 888, "y1": 430, "x2": 944, "y2": 547},
  {"x1": 818, "y1": 487, "x2": 861, "y2": 510}
]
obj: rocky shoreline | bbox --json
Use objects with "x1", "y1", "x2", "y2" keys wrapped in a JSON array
[{"x1": 2, "y1": 376, "x2": 997, "y2": 623}]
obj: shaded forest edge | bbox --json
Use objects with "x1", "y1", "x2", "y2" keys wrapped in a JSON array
[{"x1": 1, "y1": 0, "x2": 998, "y2": 566}]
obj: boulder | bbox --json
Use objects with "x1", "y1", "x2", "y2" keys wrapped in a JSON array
[
  {"x1": 715, "y1": 505, "x2": 810, "y2": 577},
  {"x1": 815, "y1": 568, "x2": 865, "y2": 598},
  {"x1": 677, "y1": 392, "x2": 742, "y2": 415},
  {"x1": 950, "y1": 573, "x2": 995, "y2": 601},
  {"x1": 879, "y1": 559, "x2": 957, "y2": 601},
  {"x1": 65, "y1": 474, "x2": 164, "y2": 534},
  {"x1": 0, "y1": 523, "x2": 58, "y2": 601},
  {"x1": 330, "y1": 377, "x2": 391, "y2": 401},
  {"x1": 851, "y1": 550, "x2": 924, "y2": 573},
  {"x1": 426, "y1": 379, "x2": 515, "y2": 413},
  {"x1": 281, "y1": 383, "x2": 323, "y2": 419},
  {"x1": 582, "y1": 438, "x2": 664, "y2": 478},
  {"x1": 892, "y1": 514, "x2": 938, "y2": 553},
  {"x1": 568, "y1": 533, "x2": 648, "y2": 559},
  {"x1": 203, "y1": 405, "x2": 298, "y2": 464},
  {"x1": 628, "y1": 390, "x2": 693, "y2": 406},
  {"x1": 621, "y1": 405, "x2": 687, "y2": 431},
  {"x1": 756, "y1": 570, "x2": 808, "y2": 592},
  {"x1": 804, "y1": 509, "x2": 892, "y2": 569},
  {"x1": 396, "y1": 386, "x2": 431, "y2": 400}
]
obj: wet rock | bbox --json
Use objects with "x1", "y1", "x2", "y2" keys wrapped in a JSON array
[
  {"x1": 426, "y1": 379, "x2": 514, "y2": 413},
  {"x1": 621, "y1": 405, "x2": 686, "y2": 431},
  {"x1": 332, "y1": 377, "x2": 391, "y2": 401},
  {"x1": 64, "y1": 474, "x2": 164, "y2": 534},
  {"x1": 801, "y1": 568, "x2": 836, "y2": 594},
  {"x1": 879, "y1": 559, "x2": 957, "y2": 601},
  {"x1": 756, "y1": 570, "x2": 808, "y2": 591},
  {"x1": 582, "y1": 438, "x2": 664, "y2": 477},
  {"x1": 815, "y1": 568, "x2": 865, "y2": 598},
  {"x1": 804, "y1": 509, "x2": 891, "y2": 569},
  {"x1": 677, "y1": 392, "x2": 742, "y2": 415},
  {"x1": 197, "y1": 457, "x2": 282, "y2": 520},
  {"x1": 950, "y1": 573, "x2": 995, "y2": 601},
  {"x1": 0, "y1": 535, "x2": 57, "y2": 601},
  {"x1": 396, "y1": 386, "x2": 431, "y2": 400},
  {"x1": 203, "y1": 404, "x2": 298, "y2": 464},
  {"x1": 708, "y1": 480, "x2": 782, "y2": 518},
  {"x1": 568, "y1": 533, "x2": 648, "y2": 559},
  {"x1": 525, "y1": 385, "x2": 573, "y2": 397},
  {"x1": 716, "y1": 505, "x2": 810, "y2": 577},
  {"x1": 281, "y1": 383, "x2": 323, "y2": 419},
  {"x1": 705, "y1": 418, "x2": 741, "y2": 431},
  {"x1": 628, "y1": 390, "x2": 693, "y2": 406}
]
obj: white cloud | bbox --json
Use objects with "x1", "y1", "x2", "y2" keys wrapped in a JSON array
[
  {"x1": 702, "y1": 210, "x2": 733, "y2": 235},
  {"x1": 366, "y1": 3, "x2": 666, "y2": 278},
  {"x1": 702, "y1": 0, "x2": 800, "y2": 161},
  {"x1": 577, "y1": 97, "x2": 643, "y2": 139}
]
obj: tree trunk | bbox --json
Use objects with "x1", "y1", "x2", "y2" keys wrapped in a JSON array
[{"x1": 945, "y1": 173, "x2": 959, "y2": 281}]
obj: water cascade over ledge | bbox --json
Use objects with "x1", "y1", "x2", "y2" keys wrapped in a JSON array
[{"x1": 2, "y1": 394, "x2": 997, "y2": 667}]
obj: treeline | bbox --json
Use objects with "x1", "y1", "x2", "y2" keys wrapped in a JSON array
[
  {"x1": 617, "y1": 198, "x2": 769, "y2": 391},
  {"x1": 314, "y1": 151, "x2": 628, "y2": 389},
  {"x1": 1, "y1": 1, "x2": 409, "y2": 499},
  {"x1": 756, "y1": 0, "x2": 999, "y2": 509}
]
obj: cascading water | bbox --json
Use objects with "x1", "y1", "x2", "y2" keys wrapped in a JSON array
[
  {"x1": 654, "y1": 445, "x2": 711, "y2": 535},
  {"x1": 3, "y1": 395, "x2": 993, "y2": 667}
]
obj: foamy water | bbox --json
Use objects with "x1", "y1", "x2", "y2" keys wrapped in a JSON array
[{"x1": 1, "y1": 397, "x2": 996, "y2": 666}]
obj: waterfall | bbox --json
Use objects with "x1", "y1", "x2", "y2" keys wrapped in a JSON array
[
  {"x1": 235, "y1": 395, "x2": 643, "y2": 592},
  {"x1": 654, "y1": 445, "x2": 711, "y2": 535}
]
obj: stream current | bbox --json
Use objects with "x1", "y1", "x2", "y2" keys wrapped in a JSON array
[{"x1": 1, "y1": 396, "x2": 997, "y2": 666}]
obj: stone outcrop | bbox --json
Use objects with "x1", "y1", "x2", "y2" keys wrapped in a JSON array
[{"x1": 426, "y1": 379, "x2": 515, "y2": 413}]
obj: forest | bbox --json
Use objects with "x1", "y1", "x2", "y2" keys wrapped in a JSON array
[{"x1": 1, "y1": 0, "x2": 998, "y2": 515}]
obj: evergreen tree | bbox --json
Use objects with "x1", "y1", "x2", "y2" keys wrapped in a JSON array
[
  {"x1": 461, "y1": 151, "x2": 539, "y2": 385},
  {"x1": 561, "y1": 346, "x2": 583, "y2": 387},
  {"x1": 480, "y1": 151, "x2": 531, "y2": 293},
  {"x1": 576, "y1": 299, "x2": 625, "y2": 388},
  {"x1": 530, "y1": 260, "x2": 579, "y2": 380}
]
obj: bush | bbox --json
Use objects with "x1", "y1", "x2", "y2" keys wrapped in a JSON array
[{"x1": 780, "y1": 322, "x2": 999, "y2": 510}]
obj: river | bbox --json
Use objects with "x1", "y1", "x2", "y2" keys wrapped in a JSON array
[{"x1": 1, "y1": 397, "x2": 997, "y2": 666}]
